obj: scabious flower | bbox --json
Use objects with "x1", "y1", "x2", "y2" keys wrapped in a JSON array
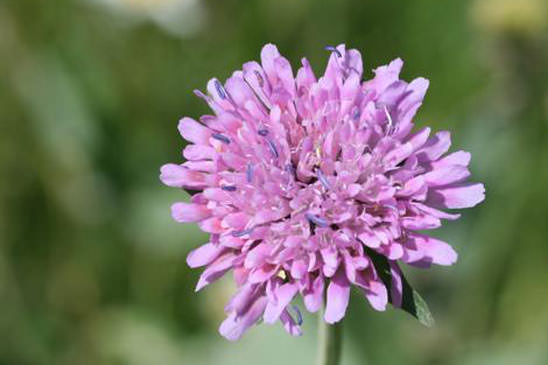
[{"x1": 160, "y1": 44, "x2": 485, "y2": 341}]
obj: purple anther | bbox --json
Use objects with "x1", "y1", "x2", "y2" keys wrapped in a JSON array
[
  {"x1": 254, "y1": 70, "x2": 264, "y2": 88},
  {"x1": 266, "y1": 139, "x2": 279, "y2": 159},
  {"x1": 291, "y1": 304, "x2": 303, "y2": 326},
  {"x1": 214, "y1": 79, "x2": 227, "y2": 99},
  {"x1": 285, "y1": 163, "x2": 296, "y2": 176},
  {"x1": 221, "y1": 185, "x2": 237, "y2": 192},
  {"x1": 246, "y1": 163, "x2": 253, "y2": 183},
  {"x1": 231, "y1": 228, "x2": 254, "y2": 237},
  {"x1": 316, "y1": 168, "x2": 330, "y2": 190},
  {"x1": 193, "y1": 89, "x2": 210, "y2": 102},
  {"x1": 305, "y1": 212, "x2": 329, "y2": 227},
  {"x1": 212, "y1": 133, "x2": 230, "y2": 144},
  {"x1": 324, "y1": 45, "x2": 342, "y2": 58}
]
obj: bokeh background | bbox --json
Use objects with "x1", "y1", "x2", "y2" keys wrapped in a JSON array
[{"x1": 2, "y1": 0, "x2": 548, "y2": 364}]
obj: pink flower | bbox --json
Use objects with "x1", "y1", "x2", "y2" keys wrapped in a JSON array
[{"x1": 160, "y1": 44, "x2": 485, "y2": 340}]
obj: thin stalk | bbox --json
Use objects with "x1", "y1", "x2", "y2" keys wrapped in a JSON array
[{"x1": 316, "y1": 307, "x2": 343, "y2": 365}]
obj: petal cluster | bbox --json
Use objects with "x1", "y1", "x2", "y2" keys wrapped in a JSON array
[{"x1": 160, "y1": 44, "x2": 484, "y2": 340}]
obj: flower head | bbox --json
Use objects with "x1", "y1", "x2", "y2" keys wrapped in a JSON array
[{"x1": 160, "y1": 44, "x2": 485, "y2": 340}]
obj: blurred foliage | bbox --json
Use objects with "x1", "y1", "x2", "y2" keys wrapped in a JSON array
[{"x1": 1, "y1": 0, "x2": 548, "y2": 364}]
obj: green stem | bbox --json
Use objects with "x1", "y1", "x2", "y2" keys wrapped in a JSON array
[{"x1": 316, "y1": 307, "x2": 343, "y2": 365}]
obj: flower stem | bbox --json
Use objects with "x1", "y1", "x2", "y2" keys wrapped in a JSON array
[{"x1": 316, "y1": 307, "x2": 343, "y2": 365}]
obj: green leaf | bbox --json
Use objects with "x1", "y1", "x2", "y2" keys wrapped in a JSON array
[{"x1": 364, "y1": 247, "x2": 435, "y2": 327}]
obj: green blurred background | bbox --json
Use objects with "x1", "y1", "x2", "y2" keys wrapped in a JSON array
[{"x1": 1, "y1": 0, "x2": 548, "y2": 364}]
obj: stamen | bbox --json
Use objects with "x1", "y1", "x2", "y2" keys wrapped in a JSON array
[
  {"x1": 348, "y1": 66, "x2": 360, "y2": 76},
  {"x1": 305, "y1": 212, "x2": 329, "y2": 227},
  {"x1": 243, "y1": 75, "x2": 271, "y2": 111},
  {"x1": 246, "y1": 163, "x2": 253, "y2": 183},
  {"x1": 214, "y1": 80, "x2": 226, "y2": 99},
  {"x1": 221, "y1": 185, "x2": 237, "y2": 192},
  {"x1": 231, "y1": 227, "x2": 254, "y2": 237},
  {"x1": 385, "y1": 204, "x2": 399, "y2": 213},
  {"x1": 276, "y1": 269, "x2": 287, "y2": 280},
  {"x1": 212, "y1": 133, "x2": 230, "y2": 144},
  {"x1": 291, "y1": 304, "x2": 303, "y2": 326},
  {"x1": 254, "y1": 70, "x2": 264, "y2": 88},
  {"x1": 315, "y1": 146, "x2": 322, "y2": 159},
  {"x1": 324, "y1": 45, "x2": 342, "y2": 58},
  {"x1": 257, "y1": 128, "x2": 269, "y2": 136},
  {"x1": 316, "y1": 168, "x2": 330, "y2": 190},
  {"x1": 266, "y1": 139, "x2": 279, "y2": 158},
  {"x1": 285, "y1": 163, "x2": 296, "y2": 176},
  {"x1": 193, "y1": 89, "x2": 212, "y2": 103},
  {"x1": 384, "y1": 106, "x2": 393, "y2": 134}
]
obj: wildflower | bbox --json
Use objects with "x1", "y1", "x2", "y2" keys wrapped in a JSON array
[{"x1": 160, "y1": 44, "x2": 485, "y2": 340}]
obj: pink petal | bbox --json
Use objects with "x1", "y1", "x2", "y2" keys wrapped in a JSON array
[
  {"x1": 221, "y1": 152, "x2": 247, "y2": 170},
  {"x1": 222, "y1": 212, "x2": 251, "y2": 230},
  {"x1": 225, "y1": 284, "x2": 256, "y2": 315},
  {"x1": 344, "y1": 48, "x2": 364, "y2": 76},
  {"x1": 274, "y1": 56, "x2": 296, "y2": 97},
  {"x1": 243, "y1": 61, "x2": 272, "y2": 109},
  {"x1": 321, "y1": 247, "x2": 340, "y2": 278},
  {"x1": 280, "y1": 309, "x2": 302, "y2": 336},
  {"x1": 182, "y1": 160, "x2": 215, "y2": 172},
  {"x1": 431, "y1": 150, "x2": 471, "y2": 169},
  {"x1": 412, "y1": 202, "x2": 461, "y2": 220},
  {"x1": 198, "y1": 217, "x2": 224, "y2": 234},
  {"x1": 369, "y1": 58, "x2": 404, "y2": 93},
  {"x1": 397, "y1": 176, "x2": 427, "y2": 200},
  {"x1": 290, "y1": 259, "x2": 307, "y2": 279},
  {"x1": 408, "y1": 233, "x2": 458, "y2": 266},
  {"x1": 202, "y1": 188, "x2": 231, "y2": 202},
  {"x1": 186, "y1": 242, "x2": 225, "y2": 268},
  {"x1": 383, "y1": 141, "x2": 414, "y2": 167},
  {"x1": 244, "y1": 243, "x2": 272, "y2": 269},
  {"x1": 260, "y1": 43, "x2": 281, "y2": 84},
  {"x1": 183, "y1": 145, "x2": 216, "y2": 161},
  {"x1": 401, "y1": 244, "x2": 426, "y2": 264},
  {"x1": 365, "y1": 280, "x2": 388, "y2": 311},
  {"x1": 401, "y1": 215, "x2": 441, "y2": 230},
  {"x1": 248, "y1": 264, "x2": 278, "y2": 283},
  {"x1": 423, "y1": 166, "x2": 470, "y2": 187},
  {"x1": 217, "y1": 112, "x2": 242, "y2": 133},
  {"x1": 405, "y1": 127, "x2": 431, "y2": 150},
  {"x1": 427, "y1": 183, "x2": 485, "y2": 209},
  {"x1": 354, "y1": 269, "x2": 388, "y2": 311},
  {"x1": 416, "y1": 131, "x2": 451, "y2": 162},
  {"x1": 263, "y1": 283, "x2": 299, "y2": 324},
  {"x1": 206, "y1": 78, "x2": 233, "y2": 110},
  {"x1": 385, "y1": 243, "x2": 404, "y2": 260},
  {"x1": 224, "y1": 73, "x2": 254, "y2": 106},
  {"x1": 342, "y1": 251, "x2": 356, "y2": 283},
  {"x1": 219, "y1": 296, "x2": 267, "y2": 341},
  {"x1": 195, "y1": 253, "x2": 238, "y2": 291},
  {"x1": 178, "y1": 117, "x2": 210, "y2": 145},
  {"x1": 324, "y1": 269, "x2": 350, "y2": 324},
  {"x1": 296, "y1": 57, "x2": 316, "y2": 89},
  {"x1": 303, "y1": 274, "x2": 324, "y2": 313},
  {"x1": 159, "y1": 164, "x2": 210, "y2": 188},
  {"x1": 396, "y1": 78, "x2": 429, "y2": 133},
  {"x1": 171, "y1": 202, "x2": 211, "y2": 223},
  {"x1": 378, "y1": 80, "x2": 407, "y2": 107}
]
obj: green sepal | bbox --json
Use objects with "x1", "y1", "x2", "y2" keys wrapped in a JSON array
[{"x1": 365, "y1": 247, "x2": 435, "y2": 327}]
